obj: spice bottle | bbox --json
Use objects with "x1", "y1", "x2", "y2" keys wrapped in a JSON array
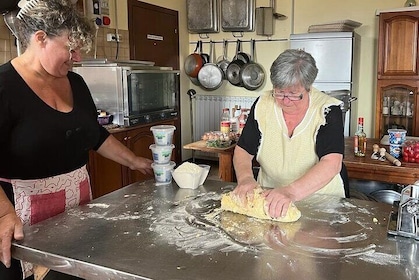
[{"x1": 354, "y1": 117, "x2": 367, "y2": 157}]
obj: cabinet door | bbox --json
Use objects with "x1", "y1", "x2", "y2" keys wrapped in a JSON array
[
  {"x1": 378, "y1": 11, "x2": 419, "y2": 79},
  {"x1": 124, "y1": 126, "x2": 156, "y2": 185},
  {"x1": 125, "y1": 120, "x2": 179, "y2": 185},
  {"x1": 375, "y1": 80, "x2": 418, "y2": 138},
  {"x1": 128, "y1": 1, "x2": 180, "y2": 70},
  {"x1": 88, "y1": 131, "x2": 126, "y2": 199}
]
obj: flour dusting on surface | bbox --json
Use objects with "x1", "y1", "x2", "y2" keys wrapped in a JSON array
[{"x1": 87, "y1": 203, "x2": 110, "y2": 209}]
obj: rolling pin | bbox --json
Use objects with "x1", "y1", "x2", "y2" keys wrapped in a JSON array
[{"x1": 376, "y1": 144, "x2": 402, "y2": 166}]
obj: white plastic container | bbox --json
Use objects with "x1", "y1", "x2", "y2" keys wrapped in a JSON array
[
  {"x1": 149, "y1": 144, "x2": 175, "y2": 164},
  {"x1": 150, "y1": 125, "x2": 176, "y2": 146},
  {"x1": 171, "y1": 162, "x2": 210, "y2": 189},
  {"x1": 151, "y1": 161, "x2": 176, "y2": 185}
]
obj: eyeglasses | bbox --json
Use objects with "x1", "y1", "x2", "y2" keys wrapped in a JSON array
[{"x1": 271, "y1": 90, "x2": 304, "y2": 101}]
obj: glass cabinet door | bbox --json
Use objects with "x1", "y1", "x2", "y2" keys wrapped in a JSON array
[{"x1": 380, "y1": 86, "x2": 414, "y2": 137}]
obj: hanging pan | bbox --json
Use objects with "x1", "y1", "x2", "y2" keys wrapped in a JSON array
[
  {"x1": 198, "y1": 40, "x2": 224, "y2": 90},
  {"x1": 216, "y1": 39, "x2": 231, "y2": 78},
  {"x1": 184, "y1": 41, "x2": 204, "y2": 78},
  {"x1": 199, "y1": 40, "x2": 210, "y2": 64},
  {"x1": 226, "y1": 39, "x2": 248, "y2": 86},
  {"x1": 240, "y1": 39, "x2": 265, "y2": 91}
]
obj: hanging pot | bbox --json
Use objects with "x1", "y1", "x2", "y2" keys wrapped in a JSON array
[
  {"x1": 226, "y1": 40, "x2": 247, "y2": 86},
  {"x1": 184, "y1": 41, "x2": 204, "y2": 78},
  {"x1": 198, "y1": 40, "x2": 224, "y2": 91},
  {"x1": 189, "y1": 76, "x2": 201, "y2": 86},
  {"x1": 199, "y1": 40, "x2": 210, "y2": 64},
  {"x1": 216, "y1": 39, "x2": 231, "y2": 78},
  {"x1": 239, "y1": 39, "x2": 265, "y2": 90}
]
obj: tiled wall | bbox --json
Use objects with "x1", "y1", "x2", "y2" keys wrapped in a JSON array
[
  {"x1": 0, "y1": 20, "x2": 18, "y2": 62},
  {"x1": 0, "y1": 20, "x2": 130, "y2": 64}
]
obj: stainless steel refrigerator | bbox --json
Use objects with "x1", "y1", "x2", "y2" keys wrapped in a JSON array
[{"x1": 290, "y1": 32, "x2": 360, "y2": 136}]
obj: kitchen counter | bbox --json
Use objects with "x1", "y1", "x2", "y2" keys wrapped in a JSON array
[
  {"x1": 12, "y1": 179, "x2": 419, "y2": 280},
  {"x1": 344, "y1": 137, "x2": 419, "y2": 185}
]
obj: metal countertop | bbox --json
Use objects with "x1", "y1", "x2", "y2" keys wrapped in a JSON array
[{"x1": 12, "y1": 179, "x2": 419, "y2": 280}]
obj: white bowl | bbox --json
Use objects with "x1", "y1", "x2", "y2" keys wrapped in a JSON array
[
  {"x1": 149, "y1": 144, "x2": 175, "y2": 164},
  {"x1": 171, "y1": 162, "x2": 209, "y2": 189},
  {"x1": 198, "y1": 164, "x2": 211, "y2": 186}
]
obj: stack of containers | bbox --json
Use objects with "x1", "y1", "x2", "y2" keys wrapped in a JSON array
[{"x1": 150, "y1": 125, "x2": 176, "y2": 185}]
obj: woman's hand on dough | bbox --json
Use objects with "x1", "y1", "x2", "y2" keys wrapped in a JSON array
[
  {"x1": 263, "y1": 187, "x2": 295, "y2": 219},
  {"x1": 232, "y1": 176, "x2": 258, "y2": 206}
]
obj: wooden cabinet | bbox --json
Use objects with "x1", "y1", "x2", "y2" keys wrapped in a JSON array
[
  {"x1": 377, "y1": 10, "x2": 419, "y2": 80},
  {"x1": 88, "y1": 119, "x2": 180, "y2": 198},
  {"x1": 375, "y1": 10, "x2": 419, "y2": 138},
  {"x1": 128, "y1": 1, "x2": 180, "y2": 70}
]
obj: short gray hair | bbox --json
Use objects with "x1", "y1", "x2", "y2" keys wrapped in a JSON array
[
  {"x1": 270, "y1": 49, "x2": 318, "y2": 91},
  {"x1": 17, "y1": 0, "x2": 94, "y2": 52}
]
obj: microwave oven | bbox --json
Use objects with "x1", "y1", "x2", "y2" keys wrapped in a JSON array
[{"x1": 73, "y1": 60, "x2": 180, "y2": 126}]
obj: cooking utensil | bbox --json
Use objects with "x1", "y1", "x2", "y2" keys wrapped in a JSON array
[
  {"x1": 388, "y1": 184, "x2": 419, "y2": 240},
  {"x1": 189, "y1": 76, "x2": 201, "y2": 86},
  {"x1": 184, "y1": 41, "x2": 204, "y2": 78},
  {"x1": 199, "y1": 40, "x2": 210, "y2": 64},
  {"x1": 187, "y1": 89, "x2": 197, "y2": 161},
  {"x1": 226, "y1": 40, "x2": 247, "y2": 86},
  {"x1": 239, "y1": 39, "x2": 265, "y2": 91},
  {"x1": 370, "y1": 189, "x2": 401, "y2": 205},
  {"x1": 221, "y1": 0, "x2": 255, "y2": 32},
  {"x1": 198, "y1": 40, "x2": 224, "y2": 91},
  {"x1": 216, "y1": 39, "x2": 230, "y2": 78}
]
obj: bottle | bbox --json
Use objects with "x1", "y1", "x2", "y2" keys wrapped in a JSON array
[
  {"x1": 382, "y1": 97, "x2": 389, "y2": 115},
  {"x1": 354, "y1": 117, "x2": 367, "y2": 157},
  {"x1": 220, "y1": 108, "x2": 231, "y2": 134},
  {"x1": 238, "y1": 108, "x2": 249, "y2": 135},
  {"x1": 230, "y1": 105, "x2": 240, "y2": 134}
]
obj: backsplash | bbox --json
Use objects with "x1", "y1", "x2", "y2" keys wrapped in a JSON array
[{"x1": 0, "y1": 20, "x2": 129, "y2": 64}]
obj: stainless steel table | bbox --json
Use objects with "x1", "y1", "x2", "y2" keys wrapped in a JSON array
[{"x1": 12, "y1": 179, "x2": 419, "y2": 280}]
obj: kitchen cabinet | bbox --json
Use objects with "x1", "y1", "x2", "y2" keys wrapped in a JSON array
[
  {"x1": 375, "y1": 10, "x2": 419, "y2": 138},
  {"x1": 88, "y1": 119, "x2": 180, "y2": 198},
  {"x1": 375, "y1": 80, "x2": 418, "y2": 138},
  {"x1": 377, "y1": 10, "x2": 419, "y2": 80}
]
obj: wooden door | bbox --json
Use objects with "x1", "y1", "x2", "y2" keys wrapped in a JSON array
[
  {"x1": 128, "y1": 1, "x2": 179, "y2": 70},
  {"x1": 378, "y1": 11, "x2": 419, "y2": 79}
]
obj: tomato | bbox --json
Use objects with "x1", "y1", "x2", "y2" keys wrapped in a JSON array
[
  {"x1": 414, "y1": 142, "x2": 419, "y2": 149},
  {"x1": 414, "y1": 147, "x2": 419, "y2": 154},
  {"x1": 409, "y1": 157, "x2": 417, "y2": 163}
]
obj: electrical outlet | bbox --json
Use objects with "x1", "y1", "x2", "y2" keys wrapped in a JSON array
[{"x1": 106, "y1": 33, "x2": 122, "y2": 42}]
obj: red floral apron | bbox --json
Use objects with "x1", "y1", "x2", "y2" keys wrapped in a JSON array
[{"x1": 2, "y1": 165, "x2": 92, "y2": 279}]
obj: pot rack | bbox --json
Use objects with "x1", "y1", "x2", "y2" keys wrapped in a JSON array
[{"x1": 189, "y1": 38, "x2": 288, "y2": 45}]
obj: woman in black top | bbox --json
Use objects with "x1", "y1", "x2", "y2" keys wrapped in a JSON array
[{"x1": 0, "y1": 1, "x2": 153, "y2": 279}]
